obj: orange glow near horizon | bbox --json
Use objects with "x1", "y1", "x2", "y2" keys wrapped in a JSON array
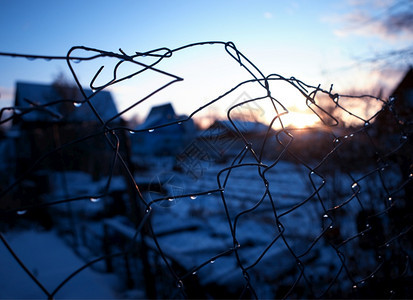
[
  {"x1": 193, "y1": 109, "x2": 321, "y2": 131},
  {"x1": 277, "y1": 111, "x2": 321, "y2": 129}
]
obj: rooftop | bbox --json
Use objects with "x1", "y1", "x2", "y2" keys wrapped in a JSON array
[{"x1": 14, "y1": 82, "x2": 119, "y2": 124}]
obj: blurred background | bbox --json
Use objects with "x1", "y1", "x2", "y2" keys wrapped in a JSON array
[
  {"x1": 1, "y1": 0, "x2": 412, "y2": 125},
  {"x1": 0, "y1": 1, "x2": 412, "y2": 299}
]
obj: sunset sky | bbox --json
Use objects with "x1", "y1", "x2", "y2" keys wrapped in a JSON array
[{"x1": 0, "y1": 0, "x2": 411, "y2": 127}]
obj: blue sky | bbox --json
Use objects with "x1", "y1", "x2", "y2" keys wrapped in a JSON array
[{"x1": 0, "y1": 0, "x2": 411, "y2": 125}]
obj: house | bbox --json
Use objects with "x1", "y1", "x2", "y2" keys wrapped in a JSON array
[
  {"x1": 196, "y1": 119, "x2": 271, "y2": 162},
  {"x1": 12, "y1": 81, "x2": 124, "y2": 180},
  {"x1": 374, "y1": 67, "x2": 413, "y2": 138},
  {"x1": 209, "y1": 120, "x2": 269, "y2": 136},
  {"x1": 371, "y1": 67, "x2": 413, "y2": 163},
  {"x1": 4, "y1": 81, "x2": 142, "y2": 241},
  {"x1": 14, "y1": 82, "x2": 119, "y2": 124},
  {"x1": 373, "y1": 67, "x2": 413, "y2": 211},
  {"x1": 389, "y1": 67, "x2": 413, "y2": 134},
  {"x1": 131, "y1": 103, "x2": 196, "y2": 157}
]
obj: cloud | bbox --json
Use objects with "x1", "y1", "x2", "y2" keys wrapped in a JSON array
[
  {"x1": 0, "y1": 86, "x2": 14, "y2": 104},
  {"x1": 264, "y1": 12, "x2": 273, "y2": 19},
  {"x1": 343, "y1": 14, "x2": 413, "y2": 41},
  {"x1": 383, "y1": 11, "x2": 413, "y2": 35},
  {"x1": 347, "y1": 0, "x2": 389, "y2": 8},
  {"x1": 331, "y1": 0, "x2": 413, "y2": 41}
]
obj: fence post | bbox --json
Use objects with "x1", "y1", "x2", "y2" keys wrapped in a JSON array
[
  {"x1": 140, "y1": 234, "x2": 157, "y2": 299},
  {"x1": 103, "y1": 223, "x2": 113, "y2": 273},
  {"x1": 123, "y1": 252, "x2": 134, "y2": 289}
]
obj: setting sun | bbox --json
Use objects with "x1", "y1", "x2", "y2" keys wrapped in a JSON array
[{"x1": 279, "y1": 111, "x2": 321, "y2": 129}]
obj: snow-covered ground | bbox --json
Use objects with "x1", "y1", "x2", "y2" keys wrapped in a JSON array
[
  {"x1": 0, "y1": 229, "x2": 122, "y2": 299},
  {"x1": 0, "y1": 154, "x2": 406, "y2": 299}
]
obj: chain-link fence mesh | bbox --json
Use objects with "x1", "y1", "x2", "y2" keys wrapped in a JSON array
[{"x1": 0, "y1": 41, "x2": 412, "y2": 299}]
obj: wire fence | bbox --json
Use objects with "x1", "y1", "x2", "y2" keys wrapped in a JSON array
[{"x1": 0, "y1": 41, "x2": 412, "y2": 299}]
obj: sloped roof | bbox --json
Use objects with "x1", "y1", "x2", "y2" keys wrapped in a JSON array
[
  {"x1": 148, "y1": 103, "x2": 175, "y2": 119},
  {"x1": 211, "y1": 120, "x2": 269, "y2": 135},
  {"x1": 137, "y1": 103, "x2": 177, "y2": 129},
  {"x1": 391, "y1": 67, "x2": 413, "y2": 97},
  {"x1": 14, "y1": 82, "x2": 119, "y2": 123}
]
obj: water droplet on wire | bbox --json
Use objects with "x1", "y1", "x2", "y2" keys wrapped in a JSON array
[
  {"x1": 17, "y1": 210, "x2": 27, "y2": 215},
  {"x1": 148, "y1": 129, "x2": 155, "y2": 133},
  {"x1": 90, "y1": 197, "x2": 100, "y2": 203},
  {"x1": 176, "y1": 280, "x2": 183, "y2": 288},
  {"x1": 73, "y1": 102, "x2": 82, "y2": 108}
]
